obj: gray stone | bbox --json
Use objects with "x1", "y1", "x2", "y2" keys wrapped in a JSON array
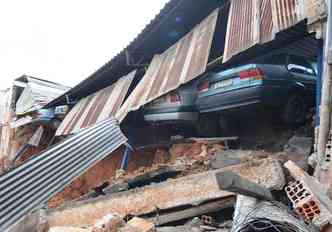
[
  {"x1": 210, "y1": 150, "x2": 253, "y2": 169},
  {"x1": 283, "y1": 136, "x2": 312, "y2": 169}
]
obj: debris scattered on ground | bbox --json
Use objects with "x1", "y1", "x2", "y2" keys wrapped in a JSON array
[
  {"x1": 48, "y1": 227, "x2": 91, "y2": 232},
  {"x1": 14, "y1": 118, "x2": 332, "y2": 232},
  {"x1": 92, "y1": 213, "x2": 125, "y2": 232},
  {"x1": 283, "y1": 135, "x2": 313, "y2": 170}
]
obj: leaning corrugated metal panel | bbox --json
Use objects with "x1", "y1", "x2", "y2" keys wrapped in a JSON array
[
  {"x1": 272, "y1": 0, "x2": 298, "y2": 32},
  {"x1": 223, "y1": 0, "x2": 256, "y2": 63},
  {"x1": 260, "y1": 0, "x2": 274, "y2": 43},
  {"x1": 56, "y1": 70, "x2": 136, "y2": 136},
  {"x1": 223, "y1": 0, "x2": 325, "y2": 62},
  {"x1": 0, "y1": 117, "x2": 127, "y2": 231},
  {"x1": 116, "y1": 9, "x2": 219, "y2": 122}
]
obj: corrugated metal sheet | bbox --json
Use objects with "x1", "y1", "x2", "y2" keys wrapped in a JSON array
[
  {"x1": 56, "y1": 71, "x2": 136, "y2": 136},
  {"x1": 116, "y1": 9, "x2": 218, "y2": 122},
  {"x1": 272, "y1": 0, "x2": 298, "y2": 32},
  {"x1": 43, "y1": 1, "x2": 225, "y2": 109},
  {"x1": 260, "y1": 0, "x2": 274, "y2": 43},
  {"x1": 0, "y1": 118, "x2": 127, "y2": 231},
  {"x1": 223, "y1": 0, "x2": 325, "y2": 62},
  {"x1": 15, "y1": 76, "x2": 70, "y2": 115},
  {"x1": 223, "y1": 0, "x2": 256, "y2": 62}
]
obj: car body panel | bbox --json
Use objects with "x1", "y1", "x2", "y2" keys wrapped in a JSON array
[
  {"x1": 196, "y1": 54, "x2": 316, "y2": 114},
  {"x1": 143, "y1": 83, "x2": 198, "y2": 123}
]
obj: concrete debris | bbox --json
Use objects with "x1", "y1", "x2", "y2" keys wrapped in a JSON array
[
  {"x1": 11, "y1": 124, "x2": 325, "y2": 232},
  {"x1": 284, "y1": 161, "x2": 332, "y2": 228},
  {"x1": 126, "y1": 217, "x2": 155, "y2": 232},
  {"x1": 45, "y1": 158, "x2": 285, "y2": 228},
  {"x1": 48, "y1": 227, "x2": 91, "y2": 232},
  {"x1": 216, "y1": 171, "x2": 274, "y2": 201},
  {"x1": 210, "y1": 150, "x2": 254, "y2": 169},
  {"x1": 283, "y1": 136, "x2": 313, "y2": 169},
  {"x1": 92, "y1": 214, "x2": 125, "y2": 232}
]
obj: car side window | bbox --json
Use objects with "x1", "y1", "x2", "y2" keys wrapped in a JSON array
[{"x1": 287, "y1": 55, "x2": 315, "y2": 76}]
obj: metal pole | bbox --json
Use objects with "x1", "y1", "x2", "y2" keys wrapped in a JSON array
[
  {"x1": 317, "y1": 0, "x2": 332, "y2": 183},
  {"x1": 328, "y1": 0, "x2": 332, "y2": 67}
]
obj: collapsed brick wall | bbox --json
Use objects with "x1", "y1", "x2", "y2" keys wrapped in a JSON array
[
  {"x1": 48, "y1": 140, "x2": 224, "y2": 208},
  {"x1": 48, "y1": 147, "x2": 158, "y2": 208}
]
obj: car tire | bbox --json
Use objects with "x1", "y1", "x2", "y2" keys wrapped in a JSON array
[
  {"x1": 281, "y1": 94, "x2": 306, "y2": 125},
  {"x1": 197, "y1": 114, "x2": 220, "y2": 137}
]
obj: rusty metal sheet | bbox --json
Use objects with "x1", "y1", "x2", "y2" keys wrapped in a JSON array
[
  {"x1": 260, "y1": 0, "x2": 274, "y2": 43},
  {"x1": 223, "y1": 0, "x2": 324, "y2": 62},
  {"x1": 116, "y1": 10, "x2": 219, "y2": 122},
  {"x1": 223, "y1": 0, "x2": 256, "y2": 62},
  {"x1": 272, "y1": 0, "x2": 298, "y2": 32},
  {"x1": 28, "y1": 126, "x2": 44, "y2": 147},
  {"x1": 46, "y1": 158, "x2": 285, "y2": 227},
  {"x1": 56, "y1": 70, "x2": 136, "y2": 136}
]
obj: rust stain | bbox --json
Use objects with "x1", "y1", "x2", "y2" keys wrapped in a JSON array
[
  {"x1": 56, "y1": 71, "x2": 136, "y2": 136},
  {"x1": 116, "y1": 9, "x2": 219, "y2": 122},
  {"x1": 223, "y1": 0, "x2": 304, "y2": 61}
]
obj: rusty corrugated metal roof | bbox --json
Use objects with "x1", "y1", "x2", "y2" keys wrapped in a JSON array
[
  {"x1": 116, "y1": 10, "x2": 219, "y2": 122},
  {"x1": 223, "y1": 0, "x2": 326, "y2": 62},
  {"x1": 43, "y1": 0, "x2": 225, "y2": 109},
  {"x1": 273, "y1": 0, "x2": 298, "y2": 32},
  {"x1": 223, "y1": 0, "x2": 256, "y2": 62},
  {"x1": 56, "y1": 71, "x2": 136, "y2": 136},
  {"x1": 260, "y1": 0, "x2": 274, "y2": 43}
]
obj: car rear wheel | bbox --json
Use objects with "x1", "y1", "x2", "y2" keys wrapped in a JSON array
[
  {"x1": 218, "y1": 115, "x2": 234, "y2": 136},
  {"x1": 197, "y1": 114, "x2": 220, "y2": 137},
  {"x1": 282, "y1": 94, "x2": 306, "y2": 125}
]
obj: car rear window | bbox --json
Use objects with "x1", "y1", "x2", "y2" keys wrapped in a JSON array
[
  {"x1": 255, "y1": 54, "x2": 287, "y2": 65},
  {"x1": 287, "y1": 55, "x2": 316, "y2": 76}
]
